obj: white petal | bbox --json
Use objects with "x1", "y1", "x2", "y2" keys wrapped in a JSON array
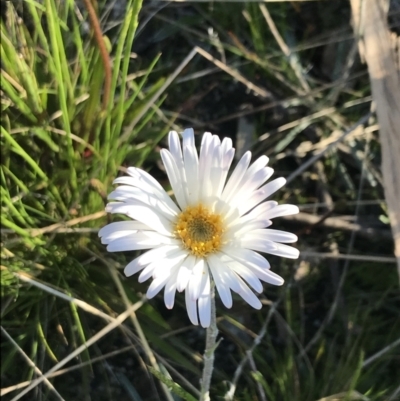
[
  {"x1": 176, "y1": 255, "x2": 197, "y2": 292},
  {"x1": 124, "y1": 259, "x2": 147, "y2": 277},
  {"x1": 198, "y1": 133, "x2": 213, "y2": 199},
  {"x1": 248, "y1": 200, "x2": 279, "y2": 219},
  {"x1": 229, "y1": 167, "x2": 274, "y2": 208},
  {"x1": 200, "y1": 136, "x2": 220, "y2": 201},
  {"x1": 105, "y1": 202, "x2": 173, "y2": 236},
  {"x1": 246, "y1": 155, "x2": 269, "y2": 175},
  {"x1": 141, "y1": 231, "x2": 179, "y2": 245},
  {"x1": 247, "y1": 166, "x2": 273, "y2": 186},
  {"x1": 243, "y1": 229, "x2": 298, "y2": 243},
  {"x1": 199, "y1": 132, "x2": 212, "y2": 168},
  {"x1": 221, "y1": 249, "x2": 283, "y2": 287},
  {"x1": 139, "y1": 244, "x2": 182, "y2": 264},
  {"x1": 221, "y1": 137, "x2": 233, "y2": 155},
  {"x1": 209, "y1": 143, "x2": 224, "y2": 198},
  {"x1": 185, "y1": 288, "x2": 198, "y2": 325},
  {"x1": 99, "y1": 221, "x2": 151, "y2": 239},
  {"x1": 198, "y1": 275, "x2": 211, "y2": 328},
  {"x1": 182, "y1": 128, "x2": 200, "y2": 204},
  {"x1": 108, "y1": 188, "x2": 178, "y2": 221},
  {"x1": 227, "y1": 261, "x2": 263, "y2": 293},
  {"x1": 106, "y1": 233, "x2": 161, "y2": 252},
  {"x1": 114, "y1": 173, "x2": 180, "y2": 214},
  {"x1": 228, "y1": 201, "x2": 278, "y2": 229},
  {"x1": 224, "y1": 155, "x2": 269, "y2": 205},
  {"x1": 113, "y1": 176, "x2": 158, "y2": 193},
  {"x1": 127, "y1": 167, "x2": 164, "y2": 191},
  {"x1": 152, "y1": 252, "x2": 188, "y2": 280},
  {"x1": 207, "y1": 254, "x2": 233, "y2": 308},
  {"x1": 223, "y1": 273, "x2": 242, "y2": 294},
  {"x1": 146, "y1": 275, "x2": 170, "y2": 299},
  {"x1": 239, "y1": 177, "x2": 287, "y2": 215},
  {"x1": 210, "y1": 253, "x2": 241, "y2": 293},
  {"x1": 124, "y1": 245, "x2": 181, "y2": 277},
  {"x1": 161, "y1": 149, "x2": 188, "y2": 209},
  {"x1": 223, "y1": 247, "x2": 270, "y2": 269},
  {"x1": 265, "y1": 204, "x2": 300, "y2": 219},
  {"x1": 138, "y1": 250, "x2": 187, "y2": 283},
  {"x1": 138, "y1": 263, "x2": 157, "y2": 283},
  {"x1": 238, "y1": 237, "x2": 278, "y2": 251},
  {"x1": 216, "y1": 148, "x2": 235, "y2": 197},
  {"x1": 222, "y1": 151, "x2": 251, "y2": 202},
  {"x1": 237, "y1": 278, "x2": 262, "y2": 309},
  {"x1": 239, "y1": 238, "x2": 300, "y2": 259},
  {"x1": 101, "y1": 229, "x2": 140, "y2": 245},
  {"x1": 268, "y1": 243, "x2": 300, "y2": 259},
  {"x1": 108, "y1": 186, "x2": 141, "y2": 200},
  {"x1": 227, "y1": 219, "x2": 272, "y2": 239},
  {"x1": 164, "y1": 273, "x2": 178, "y2": 309},
  {"x1": 168, "y1": 131, "x2": 191, "y2": 205},
  {"x1": 188, "y1": 258, "x2": 206, "y2": 301},
  {"x1": 251, "y1": 268, "x2": 284, "y2": 286},
  {"x1": 168, "y1": 131, "x2": 183, "y2": 165},
  {"x1": 216, "y1": 201, "x2": 240, "y2": 226}
]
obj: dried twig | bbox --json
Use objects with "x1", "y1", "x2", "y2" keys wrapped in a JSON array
[
  {"x1": 1, "y1": 327, "x2": 65, "y2": 401},
  {"x1": 224, "y1": 300, "x2": 281, "y2": 401},
  {"x1": 81, "y1": 0, "x2": 111, "y2": 110},
  {"x1": 259, "y1": 4, "x2": 310, "y2": 93},
  {"x1": 362, "y1": 337, "x2": 400, "y2": 368},
  {"x1": 281, "y1": 212, "x2": 392, "y2": 240},
  {"x1": 285, "y1": 112, "x2": 371, "y2": 184},
  {"x1": 299, "y1": 252, "x2": 396, "y2": 264},
  {"x1": 11, "y1": 299, "x2": 145, "y2": 401},
  {"x1": 299, "y1": 132, "x2": 372, "y2": 357},
  {"x1": 350, "y1": 0, "x2": 400, "y2": 279},
  {"x1": 2, "y1": 211, "x2": 107, "y2": 237},
  {"x1": 13, "y1": 271, "x2": 117, "y2": 321},
  {"x1": 105, "y1": 258, "x2": 175, "y2": 401},
  {"x1": 0, "y1": 345, "x2": 137, "y2": 396},
  {"x1": 246, "y1": 351, "x2": 267, "y2": 401},
  {"x1": 120, "y1": 45, "x2": 272, "y2": 143}
]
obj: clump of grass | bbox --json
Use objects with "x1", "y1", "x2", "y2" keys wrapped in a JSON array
[{"x1": 1, "y1": 1, "x2": 399, "y2": 401}]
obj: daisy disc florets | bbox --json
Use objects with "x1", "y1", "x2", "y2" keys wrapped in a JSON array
[{"x1": 99, "y1": 129, "x2": 299, "y2": 327}]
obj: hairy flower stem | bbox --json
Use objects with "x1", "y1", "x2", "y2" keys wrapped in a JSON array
[{"x1": 199, "y1": 284, "x2": 219, "y2": 401}]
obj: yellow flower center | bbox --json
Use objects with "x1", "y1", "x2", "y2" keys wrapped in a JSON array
[{"x1": 174, "y1": 204, "x2": 224, "y2": 257}]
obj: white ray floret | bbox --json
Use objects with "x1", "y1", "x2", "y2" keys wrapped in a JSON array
[{"x1": 99, "y1": 128, "x2": 299, "y2": 327}]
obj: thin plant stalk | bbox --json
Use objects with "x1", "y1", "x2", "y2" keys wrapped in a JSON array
[{"x1": 199, "y1": 284, "x2": 219, "y2": 401}]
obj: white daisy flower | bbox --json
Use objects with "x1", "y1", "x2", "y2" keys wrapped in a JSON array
[{"x1": 99, "y1": 129, "x2": 299, "y2": 327}]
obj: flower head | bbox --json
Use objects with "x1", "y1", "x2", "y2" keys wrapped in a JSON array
[{"x1": 99, "y1": 129, "x2": 299, "y2": 327}]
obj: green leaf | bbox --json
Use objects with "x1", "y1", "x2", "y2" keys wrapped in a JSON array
[{"x1": 148, "y1": 366, "x2": 197, "y2": 401}]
